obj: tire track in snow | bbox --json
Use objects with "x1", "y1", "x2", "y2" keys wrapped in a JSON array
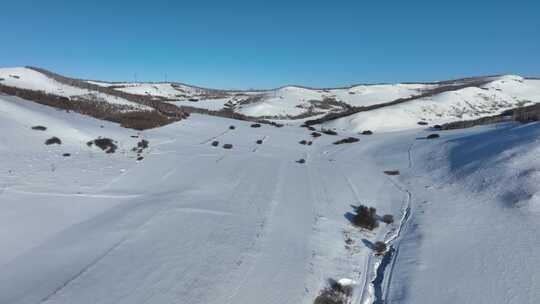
[
  {"x1": 251, "y1": 135, "x2": 267, "y2": 152},
  {"x1": 39, "y1": 236, "x2": 129, "y2": 303},
  {"x1": 199, "y1": 128, "x2": 230, "y2": 145},
  {"x1": 225, "y1": 161, "x2": 285, "y2": 304},
  {"x1": 347, "y1": 141, "x2": 415, "y2": 304},
  {"x1": 372, "y1": 141, "x2": 415, "y2": 304},
  {"x1": 319, "y1": 151, "x2": 374, "y2": 304},
  {"x1": 38, "y1": 196, "x2": 171, "y2": 303},
  {"x1": 36, "y1": 155, "x2": 218, "y2": 304}
]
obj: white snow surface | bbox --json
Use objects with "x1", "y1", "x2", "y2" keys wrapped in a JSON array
[
  {"x1": 327, "y1": 75, "x2": 540, "y2": 132},
  {"x1": 385, "y1": 122, "x2": 540, "y2": 304},
  {"x1": 83, "y1": 75, "x2": 540, "y2": 133},
  {"x1": 0, "y1": 68, "x2": 152, "y2": 111},
  {"x1": 2, "y1": 74, "x2": 540, "y2": 304},
  {"x1": 236, "y1": 84, "x2": 433, "y2": 118},
  {"x1": 114, "y1": 83, "x2": 205, "y2": 99}
]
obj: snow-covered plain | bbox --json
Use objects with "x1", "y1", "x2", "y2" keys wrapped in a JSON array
[{"x1": 2, "y1": 70, "x2": 540, "y2": 304}]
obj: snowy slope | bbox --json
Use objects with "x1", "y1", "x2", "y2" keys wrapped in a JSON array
[
  {"x1": 5, "y1": 68, "x2": 537, "y2": 129},
  {"x1": 384, "y1": 122, "x2": 540, "y2": 304},
  {"x1": 330, "y1": 83, "x2": 435, "y2": 107},
  {"x1": 235, "y1": 84, "x2": 433, "y2": 118},
  {"x1": 326, "y1": 75, "x2": 540, "y2": 132},
  {"x1": 83, "y1": 74, "x2": 540, "y2": 131},
  {"x1": 2, "y1": 89, "x2": 540, "y2": 304},
  {"x1": 0, "y1": 68, "x2": 151, "y2": 111},
  {"x1": 87, "y1": 82, "x2": 206, "y2": 99},
  {"x1": 1, "y1": 94, "x2": 401, "y2": 304}
]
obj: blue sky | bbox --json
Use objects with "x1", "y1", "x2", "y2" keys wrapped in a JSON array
[{"x1": 2, "y1": 0, "x2": 539, "y2": 89}]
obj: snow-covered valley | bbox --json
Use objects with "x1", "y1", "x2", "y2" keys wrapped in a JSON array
[{"x1": 1, "y1": 69, "x2": 540, "y2": 304}]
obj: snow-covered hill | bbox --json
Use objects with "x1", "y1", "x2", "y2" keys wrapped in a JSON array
[
  {"x1": 0, "y1": 68, "x2": 151, "y2": 111},
  {"x1": 2, "y1": 68, "x2": 540, "y2": 304},
  {"x1": 326, "y1": 75, "x2": 540, "y2": 132},
  {"x1": 2, "y1": 67, "x2": 539, "y2": 133}
]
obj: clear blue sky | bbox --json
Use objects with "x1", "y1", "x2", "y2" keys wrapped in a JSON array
[{"x1": 2, "y1": 0, "x2": 539, "y2": 89}]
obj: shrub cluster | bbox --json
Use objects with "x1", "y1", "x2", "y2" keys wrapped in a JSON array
[
  {"x1": 352, "y1": 205, "x2": 378, "y2": 230},
  {"x1": 333, "y1": 137, "x2": 359, "y2": 145},
  {"x1": 45, "y1": 137, "x2": 62, "y2": 145},
  {"x1": 313, "y1": 279, "x2": 352, "y2": 304},
  {"x1": 87, "y1": 138, "x2": 117, "y2": 153},
  {"x1": 321, "y1": 129, "x2": 338, "y2": 135},
  {"x1": 373, "y1": 241, "x2": 387, "y2": 255}
]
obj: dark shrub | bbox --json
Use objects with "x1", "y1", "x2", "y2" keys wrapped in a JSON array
[
  {"x1": 87, "y1": 138, "x2": 117, "y2": 153},
  {"x1": 188, "y1": 98, "x2": 199, "y2": 102},
  {"x1": 250, "y1": 123, "x2": 261, "y2": 128},
  {"x1": 352, "y1": 205, "x2": 378, "y2": 230},
  {"x1": 333, "y1": 137, "x2": 359, "y2": 145},
  {"x1": 223, "y1": 144, "x2": 233, "y2": 149},
  {"x1": 299, "y1": 140, "x2": 308, "y2": 145},
  {"x1": 307, "y1": 141, "x2": 313, "y2": 146},
  {"x1": 321, "y1": 129, "x2": 338, "y2": 135},
  {"x1": 311, "y1": 132, "x2": 322, "y2": 138},
  {"x1": 296, "y1": 158, "x2": 306, "y2": 164},
  {"x1": 381, "y1": 214, "x2": 394, "y2": 224},
  {"x1": 62, "y1": 153, "x2": 71, "y2": 157},
  {"x1": 417, "y1": 121, "x2": 428, "y2": 125},
  {"x1": 383, "y1": 170, "x2": 400, "y2": 176},
  {"x1": 45, "y1": 137, "x2": 62, "y2": 145},
  {"x1": 373, "y1": 241, "x2": 387, "y2": 255},
  {"x1": 136, "y1": 156, "x2": 144, "y2": 161},
  {"x1": 31, "y1": 125, "x2": 47, "y2": 131},
  {"x1": 426, "y1": 133, "x2": 440, "y2": 139},
  {"x1": 211, "y1": 141, "x2": 219, "y2": 147},
  {"x1": 256, "y1": 139, "x2": 263, "y2": 144},
  {"x1": 313, "y1": 279, "x2": 351, "y2": 304},
  {"x1": 361, "y1": 130, "x2": 373, "y2": 135},
  {"x1": 137, "y1": 139, "x2": 149, "y2": 149},
  {"x1": 308, "y1": 126, "x2": 316, "y2": 131},
  {"x1": 229, "y1": 125, "x2": 236, "y2": 130},
  {"x1": 314, "y1": 289, "x2": 344, "y2": 304},
  {"x1": 433, "y1": 124, "x2": 442, "y2": 130}
]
